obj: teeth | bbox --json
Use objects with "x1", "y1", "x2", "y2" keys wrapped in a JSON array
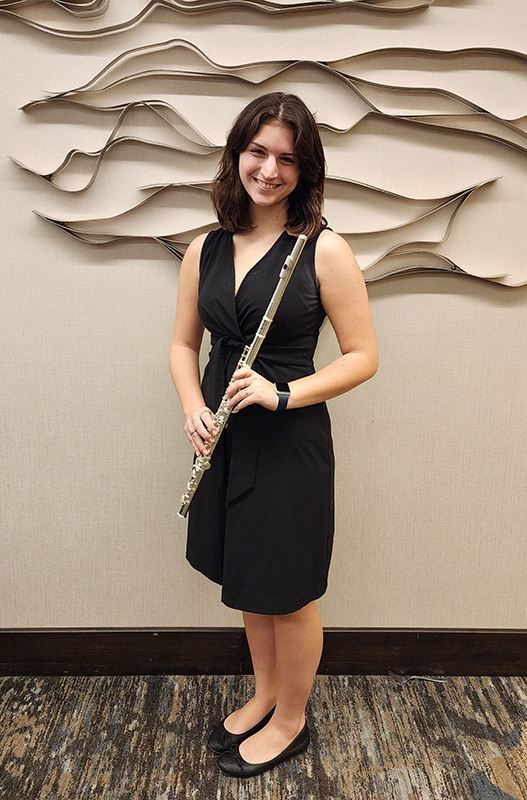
[{"x1": 256, "y1": 178, "x2": 279, "y2": 189}]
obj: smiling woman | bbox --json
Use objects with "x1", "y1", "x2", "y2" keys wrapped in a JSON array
[
  {"x1": 238, "y1": 123, "x2": 300, "y2": 210},
  {"x1": 211, "y1": 92, "x2": 326, "y2": 238},
  {"x1": 168, "y1": 92, "x2": 378, "y2": 778}
]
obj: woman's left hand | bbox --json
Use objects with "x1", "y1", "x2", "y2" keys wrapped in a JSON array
[{"x1": 227, "y1": 367, "x2": 279, "y2": 412}]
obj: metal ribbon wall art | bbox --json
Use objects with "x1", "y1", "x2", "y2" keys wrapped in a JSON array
[
  {"x1": 0, "y1": 0, "x2": 434, "y2": 38},
  {"x1": 0, "y1": 0, "x2": 109, "y2": 18},
  {"x1": 6, "y1": 23, "x2": 527, "y2": 285}
]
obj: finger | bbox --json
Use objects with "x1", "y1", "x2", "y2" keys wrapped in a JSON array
[
  {"x1": 226, "y1": 378, "x2": 247, "y2": 399},
  {"x1": 190, "y1": 407, "x2": 215, "y2": 435},
  {"x1": 227, "y1": 391, "x2": 240, "y2": 409},
  {"x1": 191, "y1": 429, "x2": 211, "y2": 456},
  {"x1": 233, "y1": 393, "x2": 252, "y2": 412},
  {"x1": 185, "y1": 428, "x2": 201, "y2": 456},
  {"x1": 200, "y1": 410, "x2": 218, "y2": 436},
  {"x1": 186, "y1": 415, "x2": 212, "y2": 450},
  {"x1": 230, "y1": 384, "x2": 247, "y2": 402},
  {"x1": 193, "y1": 416, "x2": 215, "y2": 443},
  {"x1": 202, "y1": 418, "x2": 218, "y2": 438},
  {"x1": 190, "y1": 410, "x2": 216, "y2": 442},
  {"x1": 232, "y1": 368, "x2": 254, "y2": 384},
  {"x1": 230, "y1": 387, "x2": 252, "y2": 410}
]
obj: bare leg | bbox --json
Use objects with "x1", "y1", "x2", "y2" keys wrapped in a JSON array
[
  {"x1": 223, "y1": 610, "x2": 278, "y2": 734},
  {"x1": 238, "y1": 600, "x2": 323, "y2": 763}
]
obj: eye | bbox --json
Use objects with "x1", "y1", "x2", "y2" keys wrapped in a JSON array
[
  {"x1": 250, "y1": 148, "x2": 265, "y2": 156},
  {"x1": 281, "y1": 157, "x2": 296, "y2": 165}
]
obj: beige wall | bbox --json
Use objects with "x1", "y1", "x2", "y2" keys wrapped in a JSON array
[{"x1": 1, "y1": 0, "x2": 526, "y2": 628}]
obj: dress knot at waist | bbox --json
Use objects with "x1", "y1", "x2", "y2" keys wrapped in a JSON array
[
  {"x1": 205, "y1": 334, "x2": 261, "y2": 506},
  {"x1": 206, "y1": 335, "x2": 249, "y2": 409},
  {"x1": 210, "y1": 334, "x2": 250, "y2": 351}
]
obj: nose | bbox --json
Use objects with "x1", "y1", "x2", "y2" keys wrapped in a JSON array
[{"x1": 261, "y1": 154, "x2": 279, "y2": 179}]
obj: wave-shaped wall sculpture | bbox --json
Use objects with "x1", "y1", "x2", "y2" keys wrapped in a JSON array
[
  {"x1": 32, "y1": 176, "x2": 512, "y2": 284},
  {"x1": 11, "y1": 100, "x2": 220, "y2": 192},
  {"x1": 0, "y1": 0, "x2": 433, "y2": 37},
  {"x1": 0, "y1": 0, "x2": 109, "y2": 16},
  {"x1": 20, "y1": 41, "x2": 527, "y2": 153},
  {"x1": 13, "y1": 38, "x2": 526, "y2": 286}
]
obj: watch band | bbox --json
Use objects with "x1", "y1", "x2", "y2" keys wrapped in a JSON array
[{"x1": 274, "y1": 382, "x2": 290, "y2": 411}]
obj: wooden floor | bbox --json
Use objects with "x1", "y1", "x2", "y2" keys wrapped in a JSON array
[{"x1": 1, "y1": 673, "x2": 526, "y2": 799}]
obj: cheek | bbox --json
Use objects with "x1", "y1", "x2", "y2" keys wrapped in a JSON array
[
  {"x1": 288, "y1": 169, "x2": 301, "y2": 192},
  {"x1": 239, "y1": 168, "x2": 253, "y2": 197},
  {"x1": 239, "y1": 153, "x2": 256, "y2": 176}
]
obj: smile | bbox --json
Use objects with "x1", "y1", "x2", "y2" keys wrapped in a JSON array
[{"x1": 255, "y1": 178, "x2": 281, "y2": 190}]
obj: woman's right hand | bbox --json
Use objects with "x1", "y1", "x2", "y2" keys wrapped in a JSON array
[{"x1": 185, "y1": 406, "x2": 218, "y2": 457}]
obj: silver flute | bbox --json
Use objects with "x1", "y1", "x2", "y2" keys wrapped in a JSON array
[{"x1": 178, "y1": 234, "x2": 307, "y2": 518}]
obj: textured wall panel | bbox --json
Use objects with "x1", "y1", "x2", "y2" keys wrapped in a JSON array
[
  {"x1": 1, "y1": 1, "x2": 526, "y2": 629},
  {"x1": 0, "y1": 0, "x2": 434, "y2": 38},
  {"x1": 12, "y1": 41, "x2": 527, "y2": 284}
]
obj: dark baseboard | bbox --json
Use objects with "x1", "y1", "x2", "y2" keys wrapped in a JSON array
[{"x1": 0, "y1": 628, "x2": 526, "y2": 676}]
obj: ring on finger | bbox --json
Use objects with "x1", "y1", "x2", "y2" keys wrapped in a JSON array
[{"x1": 189, "y1": 429, "x2": 196, "y2": 435}]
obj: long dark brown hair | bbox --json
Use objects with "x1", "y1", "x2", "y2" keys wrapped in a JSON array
[{"x1": 211, "y1": 92, "x2": 327, "y2": 238}]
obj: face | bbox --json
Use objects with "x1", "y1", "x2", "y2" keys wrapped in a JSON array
[{"x1": 238, "y1": 121, "x2": 300, "y2": 212}]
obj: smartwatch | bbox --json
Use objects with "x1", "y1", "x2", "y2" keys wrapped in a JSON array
[{"x1": 274, "y1": 382, "x2": 290, "y2": 412}]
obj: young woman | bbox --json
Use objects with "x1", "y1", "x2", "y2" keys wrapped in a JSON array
[{"x1": 169, "y1": 92, "x2": 378, "y2": 778}]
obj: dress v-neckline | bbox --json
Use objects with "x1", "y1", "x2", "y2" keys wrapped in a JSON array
[{"x1": 232, "y1": 230, "x2": 287, "y2": 299}]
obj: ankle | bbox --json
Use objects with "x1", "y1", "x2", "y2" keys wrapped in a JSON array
[
  {"x1": 252, "y1": 688, "x2": 277, "y2": 708},
  {"x1": 223, "y1": 696, "x2": 275, "y2": 734},
  {"x1": 247, "y1": 695, "x2": 276, "y2": 717},
  {"x1": 270, "y1": 711, "x2": 306, "y2": 737}
]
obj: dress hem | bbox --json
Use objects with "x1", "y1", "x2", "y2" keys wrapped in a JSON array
[
  {"x1": 186, "y1": 554, "x2": 327, "y2": 616},
  {"x1": 220, "y1": 588, "x2": 328, "y2": 616}
]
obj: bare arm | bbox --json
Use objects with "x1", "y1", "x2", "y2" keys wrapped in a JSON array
[
  {"x1": 169, "y1": 233, "x2": 218, "y2": 455},
  {"x1": 227, "y1": 229, "x2": 378, "y2": 411},
  {"x1": 287, "y1": 229, "x2": 378, "y2": 408}
]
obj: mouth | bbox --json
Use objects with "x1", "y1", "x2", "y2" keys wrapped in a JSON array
[{"x1": 255, "y1": 178, "x2": 281, "y2": 190}]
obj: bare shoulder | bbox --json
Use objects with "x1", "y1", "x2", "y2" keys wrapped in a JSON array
[
  {"x1": 179, "y1": 231, "x2": 209, "y2": 284},
  {"x1": 316, "y1": 228, "x2": 350, "y2": 255},
  {"x1": 315, "y1": 228, "x2": 362, "y2": 284},
  {"x1": 183, "y1": 231, "x2": 209, "y2": 263}
]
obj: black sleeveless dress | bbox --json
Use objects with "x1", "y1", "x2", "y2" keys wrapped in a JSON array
[{"x1": 186, "y1": 227, "x2": 335, "y2": 615}]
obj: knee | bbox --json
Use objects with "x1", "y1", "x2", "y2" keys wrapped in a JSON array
[{"x1": 274, "y1": 600, "x2": 317, "y2": 621}]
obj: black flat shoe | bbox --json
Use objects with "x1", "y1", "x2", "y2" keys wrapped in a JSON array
[
  {"x1": 216, "y1": 722, "x2": 310, "y2": 778},
  {"x1": 206, "y1": 706, "x2": 276, "y2": 755}
]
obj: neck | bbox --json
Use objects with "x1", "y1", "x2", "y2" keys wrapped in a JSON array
[{"x1": 248, "y1": 201, "x2": 288, "y2": 236}]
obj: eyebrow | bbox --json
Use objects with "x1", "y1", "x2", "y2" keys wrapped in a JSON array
[{"x1": 248, "y1": 140, "x2": 295, "y2": 157}]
